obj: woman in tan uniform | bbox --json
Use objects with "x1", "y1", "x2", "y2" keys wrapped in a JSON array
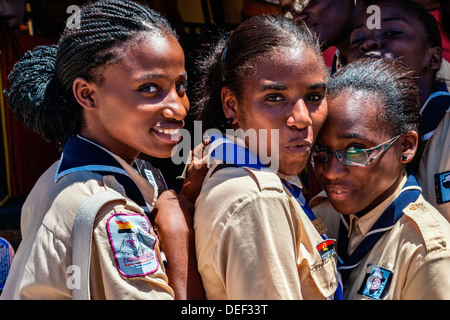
[
  {"x1": 2, "y1": 0, "x2": 204, "y2": 300},
  {"x1": 346, "y1": 0, "x2": 450, "y2": 220},
  {"x1": 310, "y1": 57, "x2": 450, "y2": 299},
  {"x1": 193, "y1": 15, "x2": 341, "y2": 299}
]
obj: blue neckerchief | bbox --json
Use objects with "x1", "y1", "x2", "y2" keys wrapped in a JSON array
[
  {"x1": 209, "y1": 133, "x2": 266, "y2": 169},
  {"x1": 56, "y1": 136, "x2": 147, "y2": 210},
  {"x1": 337, "y1": 174, "x2": 422, "y2": 287},
  {"x1": 209, "y1": 134, "x2": 344, "y2": 299},
  {"x1": 420, "y1": 82, "x2": 450, "y2": 140}
]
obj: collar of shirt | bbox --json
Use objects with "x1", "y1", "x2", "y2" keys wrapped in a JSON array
[
  {"x1": 56, "y1": 135, "x2": 157, "y2": 211},
  {"x1": 346, "y1": 174, "x2": 408, "y2": 254},
  {"x1": 419, "y1": 81, "x2": 450, "y2": 141},
  {"x1": 207, "y1": 132, "x2": 303, "y2": 189}
]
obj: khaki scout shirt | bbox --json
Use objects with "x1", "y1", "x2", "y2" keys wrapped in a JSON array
[
  {"x1": 417, "y1": 109, "x2": 450, "y2": 222},
  {"x1": 1, "y1": 137, "x2": 173, "y2": 300},
  {"x1": 194, "y1": 162, "x2": 338, "y2": 300},
  {"x1": 311, "y1": 176, "x2": 450, "y2": 300}
]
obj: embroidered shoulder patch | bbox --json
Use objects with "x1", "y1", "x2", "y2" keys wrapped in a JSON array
[
  {"x1": 435, "y1": 171, "x2": 450, "y2": 204},
  {"x1": 107, "y1": 213, "x2": 159, "y2": 277},
  {"x1": 358, "y1": 265, "x2": 393, "y2": 300},
  {"x1": 316, "y1": 239, "x2": 336, "y2": 261}
]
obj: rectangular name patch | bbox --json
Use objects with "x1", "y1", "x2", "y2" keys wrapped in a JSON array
[{"x1": 435, "y1": 171, "x2": 450, "y2": 205}]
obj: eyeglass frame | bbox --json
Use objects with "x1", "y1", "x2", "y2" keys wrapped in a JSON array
[{"x1": 310, "y1": 135, "x2": 401, "y2": 167}]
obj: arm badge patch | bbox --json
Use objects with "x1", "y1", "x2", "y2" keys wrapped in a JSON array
[{"x1": 107, "y1": 213, "x2": 159, "y2": 277}]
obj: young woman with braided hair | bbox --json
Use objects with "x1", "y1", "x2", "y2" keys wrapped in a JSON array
[{"x1": 1, "y1": 0, "x2": 205, "y2": 300}]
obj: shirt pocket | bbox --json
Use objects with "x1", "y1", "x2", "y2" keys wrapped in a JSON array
[{"x1": 308, "y1": 256, "x2": 339, "y2": 299}]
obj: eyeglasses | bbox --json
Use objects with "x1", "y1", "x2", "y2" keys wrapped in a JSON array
[{"x1": 310, "y1": 135, "x2": 400, "y2": 167}]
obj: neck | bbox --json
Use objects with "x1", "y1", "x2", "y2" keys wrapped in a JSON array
[
  {"x1": 78, "y1": 130, "x2": 137, "y2": 165},
  {"x1": 418, "y1": 73, "x2": 437, "y2": 107},
  {"x1": 355, "y1": 173, "x2": 405, "y2": 218}
]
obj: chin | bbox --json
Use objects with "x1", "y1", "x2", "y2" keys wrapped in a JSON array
[
  {"x1": 278, "y1": 162, "x2": 307, "y2": 176},
  {"x1": 328, "y1": 198, "x2": 366, "y2": 216}
]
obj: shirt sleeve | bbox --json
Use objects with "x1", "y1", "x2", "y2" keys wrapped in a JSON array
[
  {"x1": 90, "y1": 204, "x2": 174, "y2": 300},
  {"x1": 402, "y1": 251, "x2": 450, "y2": 300},
  {"x1": 214, "y1": 190, "x2": 303, "y2": 299}
]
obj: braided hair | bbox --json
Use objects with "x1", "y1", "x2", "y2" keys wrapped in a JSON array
[{"x1": 6, "y1": 0, "x2": 177, "y2": 145}]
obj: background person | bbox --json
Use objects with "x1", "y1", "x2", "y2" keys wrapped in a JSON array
[{"x1": 346, "y1": 0, "x2": 450, "y2": 221}]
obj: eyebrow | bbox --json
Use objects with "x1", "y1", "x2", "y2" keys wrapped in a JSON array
[
  {"x1": 309, "y1": 82, "x2": 326, "y2": 90},
  {"x1": 354, "y1": 16, "x2": 407, "y2": 30},
  {"x1": 260, "y1": 82, "x2": 326, "y2": 91},
  {"x1": 341, "y1": 132, "x2": 371, "y2": 141},
  {"x1": 135, "y1": 72, "x2": 188, "y2": 82},
  {"x1": 261, "y1": 83, "x2": 288, "y2": 91}
]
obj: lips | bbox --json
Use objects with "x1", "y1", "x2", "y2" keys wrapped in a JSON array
[
  {"x1": 364, "y1": 53, "x2": 383, "y2": 59},
  {"x1": 324, "y1": 184, "x2": 355, "y2": 201},
  {"x1": 151, "y1": 122, "x2": 183, "y2": 143},
  {"x1": 285, "y1": 139, "x2": 312, "y2": 155}
]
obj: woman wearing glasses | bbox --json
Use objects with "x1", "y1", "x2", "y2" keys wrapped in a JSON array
[{"x1": 310, "y1": 58, "x2": 450, "y2": 300}]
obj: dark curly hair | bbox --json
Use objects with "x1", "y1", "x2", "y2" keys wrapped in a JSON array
[
  {"x1": 193, "y1": 14, "x2": 325, "y2": 133},
  {"x1": 326, "y1": 57, "x2": 420, "y2": 136},
  {"x1": 6, "y1": 0, "x2": 177, "y2": 145}
]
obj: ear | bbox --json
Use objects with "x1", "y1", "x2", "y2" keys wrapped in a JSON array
[
  {"x1": 72, "y1": 77, "x2": 97, "y2": 110},
  {"x1": 425, "y1": 46, "x2": 442, "y2": 71},
  {"x1": 220, "y1": 86, "x2": 238, "y2": 125},
  {"x1": 399, "y1": 131, "x2": 419, "y2": 164}
]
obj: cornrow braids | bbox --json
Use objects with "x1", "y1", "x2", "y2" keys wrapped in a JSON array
[{"x1": 7, "y1": 0, "x2": 177, "y2": 144}]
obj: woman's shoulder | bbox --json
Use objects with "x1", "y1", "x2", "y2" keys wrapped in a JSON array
[
  {"x1": 203, "y1": 163, "x2": 284, "y2": 196},
  {"x1": 399, "y1": 194, "x2": 450, "y2": 255}
]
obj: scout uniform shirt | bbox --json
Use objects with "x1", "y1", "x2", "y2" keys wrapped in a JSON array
[
  {"x1": 310, "y1": 174, "x2": 450, "y2": 300},
  {"x1": 1, "y1": 135, "x2": 173, "y2": 300},
  {"x1": 416, "y1": 81, "x2": 450, "y2": 222},
  {"x1": 194, "y1": 134, "x2": 339, "y2": 300}
]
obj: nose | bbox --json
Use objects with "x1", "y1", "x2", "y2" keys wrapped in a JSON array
[
  {"x1": 161, "y1": 87, "x2": 189, "y2": 122},
  {"x1": 322, "y1": 153, "x2": 348, "y2": 181},
  {"x1": 359, "y1": 37, "x2": 382, "y2": 55},
  {"x1": 286, "y1": 99, "x2": 313, "y2": 130}
]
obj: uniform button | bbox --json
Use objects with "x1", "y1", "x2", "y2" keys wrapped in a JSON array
[{"x1": 409, "y1": 203, "x2": 418, "y2": 210}]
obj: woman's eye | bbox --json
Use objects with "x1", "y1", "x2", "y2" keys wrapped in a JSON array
[
  {"x1": 307, "y1": 93, "x2": 324, "y2": 102},
  {"x1": 140, "y1": 83, "x2": 159, "y2": 93},
  {"x1": 384, "y1": 30, "x2": 402, "y2": 37},
  {"x1": 177, "y1": 82, "x2": 187, "y2": 94},
  {"x1": 266, "y1": 95, "x2": 285, "y2": 102},
  {"x1": 350, "y1": 30, "x2": 366, "y2": 46},
  {"x1": 346, "y1": 144, "x2": 366, "y2": 150},
  {"x1": 350, "y1": 37, "x2": 365, "y2": 46}
]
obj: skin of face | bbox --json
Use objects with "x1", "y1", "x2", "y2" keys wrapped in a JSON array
[
  {"x1": 347, "y1": 2, "x2": 433, "y2": 75},
  {"x1": 312, "y1": 90, "x2": 407, "y2": 216},
  {"x1": 75, "y1": 32, "x2": 189, "y2": 164},
  {"x1": 222, "y1": 47, "x2": 328, "y2": 176},
  {"x1": 296, "y1": 0, "x2": 355, "y2": 49}
]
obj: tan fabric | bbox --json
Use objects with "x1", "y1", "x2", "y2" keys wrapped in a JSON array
[
  {"x1": 194, "y1": 161, "x2": 338, "y2": 300},
  {"x1": 417, "y1": 109, "x2": 450, "y2": 222},
  {"x1": 1, "y1": 159, "x2": 173, "y2": 300},
  {"x1": 311, "y1": 179, "x2": 450, "y2": 300}
]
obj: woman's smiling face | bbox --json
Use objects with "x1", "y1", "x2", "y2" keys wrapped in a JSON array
[
  {"x1": 79, "y1": 32, "x2": 189, "y2": 163},
  {"x1": 312, "y1": 90, "x2": 406, "y2": 215}
]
